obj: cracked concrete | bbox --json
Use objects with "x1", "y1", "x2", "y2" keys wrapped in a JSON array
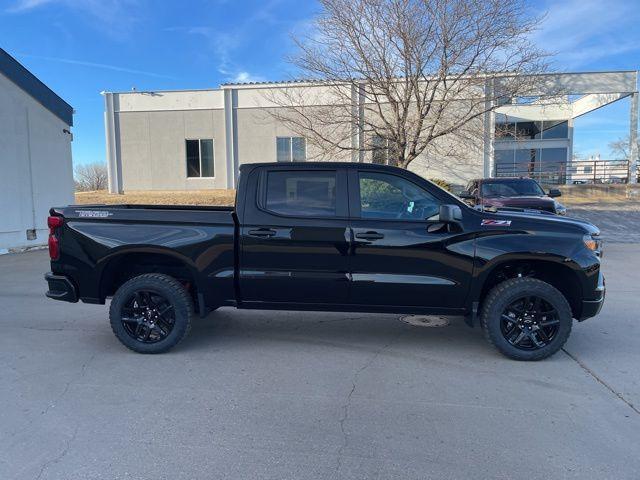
[
  {"x1": 335, "y1": 331, "x2": 405, "y2": 475},
  {"x1": 34, "y1": 425, "x2": 79, "y2": 480},
  {"x1": 562, "y1": 348, "x2": 640, "y2": 416},
  {"x1": 1, "y1": 247, "x2": 640, "y2": 480}
]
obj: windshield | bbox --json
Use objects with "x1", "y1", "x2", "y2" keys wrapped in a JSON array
[{"x1": 481, "y1": 179, "x2": 545, "y2": 197}]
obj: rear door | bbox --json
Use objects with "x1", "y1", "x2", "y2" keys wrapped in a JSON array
[
  {"x1": 347, "y1": 168, "x2": 473, "y2": 310},
  {"x1": 239, "y1": 166, "x2": 351, "y2": 306}
]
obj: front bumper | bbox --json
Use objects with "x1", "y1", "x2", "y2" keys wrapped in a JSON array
[
  {"x1": 579, "y1": 272, "x2": 605, "y2": 320},
  {"x1": 45, "y1": 272, "x2": 78, "y2": 303}
]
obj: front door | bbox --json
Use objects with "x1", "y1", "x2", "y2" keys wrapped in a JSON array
[
  {"x1": 239, "y1": 167, "x2": 350, "y2": 306},
  {"x1": 347, "y1": 169, "x2": 473, "y2": 310}
]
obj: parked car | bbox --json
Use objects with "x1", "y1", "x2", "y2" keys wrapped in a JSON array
[
  {"x1": 45, "y1": 162, "x2": 604, "y2": 360},
  {"x1": 459, "y1": 177, "x2": 567, "y2": 215}
]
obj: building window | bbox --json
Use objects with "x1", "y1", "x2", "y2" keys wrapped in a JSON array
[
  {"x1": 494, "y1": 114, "x2": 516, "y2": 141},
  {"x1": 515, "y1": 121, "x2": 542, "y2": 139},
  {"x1": 370, "y1": 136, "x2": 399, "y2": 166},
  {"x1": 540, "y1": 120, "x2": 568, "y2": 139},
  {"x1": 494, "y1": 116, "x2": 568, "y2": 141},
  {"x1": 186, "y1": 139, "x2": 214, "y2": 178},
  {"x1": 494, "y1": 149, "x2": 514, "y2": 177},
  {"x1": 371, "y1": 136, "x2": 388, "y2": 165},
  {"x1": 494, "y1": 147, "x2": 568, "y2": 184},
  {"x1": 276, "y1": 137, "x2": 306, "y2": 162}
]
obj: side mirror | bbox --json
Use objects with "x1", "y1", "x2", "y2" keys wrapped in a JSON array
[
  {"x1": 458, "y1": 192, "x2": 475, "y2": 200},
  {"x1": 548, "y1": 189, "x2": 562, "y2": 198},
  {"x1": 439, "y1": 204, "x2": 463, "y2": 223}
]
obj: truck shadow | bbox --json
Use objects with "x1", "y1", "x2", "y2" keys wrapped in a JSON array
[{"x1": 180, "y1": 308, "x2": 493, "y2": 364}]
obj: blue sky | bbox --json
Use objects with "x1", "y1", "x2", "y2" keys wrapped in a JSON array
[{"x1": 1, "y1": 0, "x2": 638, "y2": 166}]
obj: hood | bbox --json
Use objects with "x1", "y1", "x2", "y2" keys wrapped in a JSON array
[{"x1": 491, "y1": 209, "x2": 600, "y2": 236}]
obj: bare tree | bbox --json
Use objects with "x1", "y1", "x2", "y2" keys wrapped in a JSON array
[
  {"x1": 74, "y1": 162, "x2": 109, "y2": 191},
  {"x1": 266, "y1": 0, "x2": 550, "y2": 169},
  {"x1": 608, "y1": 135, "x2": 639, "y2": 160}
]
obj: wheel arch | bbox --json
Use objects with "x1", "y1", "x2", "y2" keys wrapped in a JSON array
[
  {"x1": 98, "y1": 247, "x2": 202, "y2": 308},
  {"x1": 473, "y1": 256, "x2": 584, "y2": 320}
]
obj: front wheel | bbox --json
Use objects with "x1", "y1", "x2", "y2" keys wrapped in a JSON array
[
  {"x1": 109, "y1": 273, "x2": 193, "y2": 354},
  {"x1": 480, "y1": 278, "x2": 572, "y2": 361}
]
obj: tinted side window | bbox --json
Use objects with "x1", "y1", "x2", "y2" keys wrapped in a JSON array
[
  {"x1": 359, "y1": 172, "x2": 441, "y2": 220},
  {"x1": 265, "y1": 170, "x2": 337, "y2": 217}
]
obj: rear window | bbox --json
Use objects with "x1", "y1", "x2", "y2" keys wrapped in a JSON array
[{"x1": 265, "y1": 170, "x2": 337, "y2": 217}]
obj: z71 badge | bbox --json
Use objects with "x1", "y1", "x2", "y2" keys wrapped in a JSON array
[{"x1": 481, "y1": 219, "x2": 512, "y2": 226}]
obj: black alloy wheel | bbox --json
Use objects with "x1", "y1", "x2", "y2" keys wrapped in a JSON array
[
  {"x1": 500, "y1": 296, "x2": 560, "y2": 350},
  {"x1": 480, "y1": 277, "x2": 572, "y2": 361},
  {"x1": 120, "y1": 289, "x2": 175, "y2": 343},
  {"x1": 109, "y1": 273, "x2": 193, "y2": 354}
]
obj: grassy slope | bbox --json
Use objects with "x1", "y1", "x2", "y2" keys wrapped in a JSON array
[{"x1": 75, "y1": 190, "x2": 236, "y2": 206}]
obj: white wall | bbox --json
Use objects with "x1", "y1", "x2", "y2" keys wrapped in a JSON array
[
  {"x1": 116, "y1": 90, "x2": 225, "y2": 112},
  {"x1": 117, "y1": 109, "x2": 228, "y2": 190},
  {"x1": 0, "y1": 71, "x2": 74, "y2": 251}
]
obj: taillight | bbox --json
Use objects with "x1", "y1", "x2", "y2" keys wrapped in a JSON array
[{"x1": 48, "y1": 216, "x2": 63, "y2": 260}]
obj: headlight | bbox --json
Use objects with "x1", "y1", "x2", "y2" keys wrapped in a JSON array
[
  {"x1": 583, "y1": 234, "x2": 602, "y2": 254},
  {"x1": 555, "y1": 204, "x2": 567, "y2": 215}
]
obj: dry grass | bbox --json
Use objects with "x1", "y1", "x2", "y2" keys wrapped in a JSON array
[
  {"x1": 75, "y1": 190, "x2": 236, "y2": 206},
  {"x1": 561, "y1": 195, "x2": 637, "y2": 207},
  {"x1": 75, "y1": 186, "x2": 640, "y2": 211},
  {"x1": 558, "y1": 185, "x2": 640, "y2": 209}
]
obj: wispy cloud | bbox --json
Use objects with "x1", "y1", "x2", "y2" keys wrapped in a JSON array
[
  {"x1": 6, "y1": 0, "x2": 143, "y2": 38},
  {"x1": 535, "y1": 0, "x2": 640, "y2": 69},
  {"x1": 15, "y1": 53, "x2": 177, "y2": 79},
  {"x1": 166, "y1": 0, "x2": 284, "y2": 83},
  {"x1": 232, "y1": 71, "x2": 265, "y2": 83},
  {"x1": 7, "y1": 0, "x2": 53, "y2": 10}
]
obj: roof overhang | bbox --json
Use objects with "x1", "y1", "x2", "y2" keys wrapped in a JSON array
[{"x1": 0, "y1": 48, "x2": 73, "y2": 126}]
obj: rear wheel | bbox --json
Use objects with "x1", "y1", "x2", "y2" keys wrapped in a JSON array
[
  {"x1": 481, "y1": 277, "x2": 572, "y2": 361},
  {"x1": 109, "y1": 273, "x2": 193, "y2": 354}
]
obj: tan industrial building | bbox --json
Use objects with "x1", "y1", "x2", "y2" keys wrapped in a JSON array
[{"x1": 103, "y1": 71, "x2": 638, "y2": 193}]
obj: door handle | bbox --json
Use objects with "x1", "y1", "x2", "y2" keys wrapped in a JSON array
[
  {"x1": 248, "y1": 228, "x2": 276, "y2": 238},
  {"x1": 355, "y1": 231, "x2": 384, "y2": 240}
]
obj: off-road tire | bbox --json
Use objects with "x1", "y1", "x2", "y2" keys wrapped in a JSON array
[
  {"x1": 109, "y1": 273, "x2": 193, "y2": 354},
  {"x1": 480, "y1": 277, "x2": 572, "y2": 361}
]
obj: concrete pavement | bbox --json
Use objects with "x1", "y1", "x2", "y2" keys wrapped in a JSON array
[
  {"x1": 0, "y1": 246, "x2": 638, "y2": 480},
  {"x1": 568, "y1": 207, "x2": 640, "y2": 243}
]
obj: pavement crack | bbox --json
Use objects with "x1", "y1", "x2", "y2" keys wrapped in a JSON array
[
  {"x1": 45, "y1": 353, "x2": 96, "y2": 415},
  {"x1": 8, "y1": 353, "x2": 96, "y2": 446},
  {"x1": 335, "y1": 331, "x2": 405, "y2": 475},
  {"x1": 562, "y1": 348, "x2": 640, "y2": 416},
  {"x1": 34, "y1": 424, "x2": 79, "y2": 480}
]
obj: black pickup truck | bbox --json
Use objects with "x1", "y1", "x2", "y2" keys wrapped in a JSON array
[{"x1": 45, "y1": 162, "x2": 605, "y2": 360}]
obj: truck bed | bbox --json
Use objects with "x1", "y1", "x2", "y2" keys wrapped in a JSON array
[
  {"x1": 49, "y1": 203, "x2": 238, "y2": 308},
  {"x1": 53, "y1": 204, "x2": 235, "y2": 225}
]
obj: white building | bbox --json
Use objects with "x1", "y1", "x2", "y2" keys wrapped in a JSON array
[
  {"x1": 103, "y1": 71, "x2": 638, "y2": 192},
  {"x1": 0, "y1": 48, "x2": 74, "y2": 252}
]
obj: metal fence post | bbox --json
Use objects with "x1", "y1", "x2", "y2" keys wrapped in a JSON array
[{"x1": 629, "y1": 92, "x2": 638, "y2": 183}]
